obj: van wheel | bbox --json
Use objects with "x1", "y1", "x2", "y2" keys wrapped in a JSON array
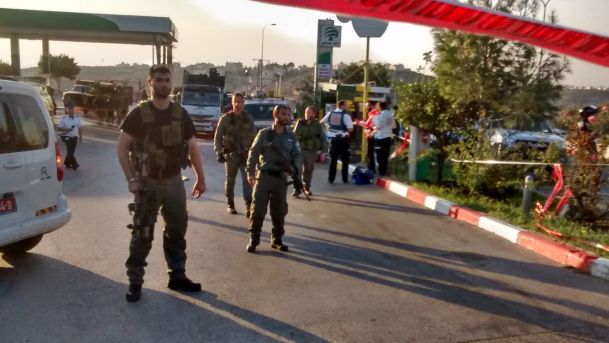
[{"x1": 0, "y1": 235, "x2": 43, "y2": 254}]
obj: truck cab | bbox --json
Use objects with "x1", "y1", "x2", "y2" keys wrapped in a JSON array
[
  {"x1": 181, "y1": 69, "x2": 225, "y2": 136},
  {"x1": 180, "y1": 84, "x2": 222, "y2": 135}
]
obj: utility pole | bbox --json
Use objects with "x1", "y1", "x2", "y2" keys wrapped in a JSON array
[{"x1": 258, "y1": 23, "x2": 276, "y2": 92}]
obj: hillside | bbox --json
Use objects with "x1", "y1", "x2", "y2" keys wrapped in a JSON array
[{"x1": 24, "y1": 63, "x2": 604, "y2": 110}]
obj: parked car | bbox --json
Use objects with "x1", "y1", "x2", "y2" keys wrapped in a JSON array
[
  {"x1": 0, "y1": 80, "x2": 71, "y2": 254},
  {"x1": 489, "y1": 117, "x2": 566, "y2": 158}
]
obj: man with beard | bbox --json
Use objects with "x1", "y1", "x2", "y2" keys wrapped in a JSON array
[
  {"x1": 245, "y1": 105, "x2": 302, "y2": 253},
  {"x1": 117, "y1": 65, "x2": 207, "y2": 302},
  {"x1": 214, "y1": 93, "x2": 257, "y2": 217}
]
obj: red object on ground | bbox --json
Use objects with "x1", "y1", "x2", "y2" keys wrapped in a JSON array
[
  {"x1": 255, "y1": 0, "x2": 609, "y2": 68},
  {"x1": 448, "y1": 206, "x2": 482, "y2": 226},
  {"x1": 517, "y1": 231, "x2": 597, "y2": 271}
]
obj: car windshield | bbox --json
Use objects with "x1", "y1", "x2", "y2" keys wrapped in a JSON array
[
  {"x1": 245, "y1": 104, "x2": 277, "y2": 121},
  {"x1": 496, "y1": 118, "x2": 552, "y2": 132},
  {"x1": 182, "y1": 88, "x2": 221, "y2": 107}
]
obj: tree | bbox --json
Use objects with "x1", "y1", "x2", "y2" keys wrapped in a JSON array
[
  {"x1": 295, "y1": 73, "x2": 315, "y2": 115},
  {"x1": 0, "y1": 60, "x2": 12, "y2": 75},
  {"x1": 38, "y1": 54, "x2": 81, "y2": 91},
  {"x1": 396, "y1": 79, "x2": 477, "y2": 184},
  {"x1": 427, "y1": 0, "x2": 569, "y2": 194},
  {"x1": 334, "y1": 62, "x2": 391, "y2": 86},
  {"x1": 432, "y1": 0, "x2": 568, "y2": 122}
]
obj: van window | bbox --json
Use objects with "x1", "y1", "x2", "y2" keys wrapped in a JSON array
[
  {"x1": 0, "y1": 94, "x2": 49, "y2": 154},
  {"x1": 245, "y1": 104, "x2": 276, "y2": 121}
]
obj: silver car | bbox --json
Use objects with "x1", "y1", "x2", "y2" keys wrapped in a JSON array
[{"x1": 490, "y1": 117, "x2": 565, "y2": 157}]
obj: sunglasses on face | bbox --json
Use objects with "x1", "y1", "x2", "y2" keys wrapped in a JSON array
[{"x1": 153, "y1": 77, "x2": 171, "y2": 83}]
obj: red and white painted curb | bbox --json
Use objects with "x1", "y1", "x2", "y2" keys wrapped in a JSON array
[{"x1": 374, "y1": 176, "x2": 609, "y2": 281}]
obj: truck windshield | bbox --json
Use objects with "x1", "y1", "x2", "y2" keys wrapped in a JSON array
[
  {"x1": 182, "y1": 88, "x2": 221, "y2": 107},
  {"x1": 72, "y1": 85, "x2": 92, "y2": 93},
  {"x1": 244, "y1": 104, "x2": 276, "y2": 121}
]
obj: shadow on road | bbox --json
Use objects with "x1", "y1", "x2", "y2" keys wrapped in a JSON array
[
  {"x1": 0, "y1": 253, "x2": 326, "y2": 343},
  {"x1": 286, "y1": 222, "x2": 609, "y2": 295},
  {"x1": 311, "y1": 194, "x2": 441, "y2": 215}
]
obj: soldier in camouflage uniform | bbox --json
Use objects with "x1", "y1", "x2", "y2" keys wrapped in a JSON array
[
  {"x1": 214, "y1": 93, "x2": 257, "y2": 217},
  {"x1": 246, "y1": 105, "x2": 303, "y2": 253},
  {"x1": 293, "y1": 106, "x2": 328, "y2": 198},
  {"x1": 117, "y1": 65, "x2": 207, "y2": 302}
]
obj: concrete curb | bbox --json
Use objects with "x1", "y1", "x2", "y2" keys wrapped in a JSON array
[{"x1": 372, "y1": 175, "x2": 608, "y2": 282}]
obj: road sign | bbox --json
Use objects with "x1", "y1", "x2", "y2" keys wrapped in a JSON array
[
  {"x1": 317, "y1": 64, "x2": 332, "y2": 79},
  {"x1": 320, "y1": 25, "x2": 341, "y2": 47}
]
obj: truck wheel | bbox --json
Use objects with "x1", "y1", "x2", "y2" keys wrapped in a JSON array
[{"x1": 0, "y1": 235, "x2": 43, "y2": 254}]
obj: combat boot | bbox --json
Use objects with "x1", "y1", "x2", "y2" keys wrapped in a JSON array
[
  {"x1": 126, "y1": 284, "x2": 142, "y2": 302},
  {"x1": 271, "y1": 237, "x2": 289, "y2": 252},
  {"x1": 227, "y1": 200, "x2": 237, "y2": 215},
  {"x1": 292, "y1": 189, "x2": 301, "y2": 198},
  {"x1": 168, "y1": 277, "x2": 201, "y2": 292},
  {"x1": 246, "y1": 236, "x2": 259, "y2": 253},
  {"x1": 245, "y1": 201, "x2": 252, "y2": 219},
  {"x1": 304, "y1": 187, "x2": 313, "y2": 197}
]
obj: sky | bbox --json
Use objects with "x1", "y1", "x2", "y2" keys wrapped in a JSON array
[{"x1": 1, "y1": 0, "x2": 609, "y2": 87}]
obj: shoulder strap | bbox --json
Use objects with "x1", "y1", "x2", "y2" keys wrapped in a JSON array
[
  {"x1": 171, "y1": 102, "x2": 182, "y2": 121},
  {"x1": 139, "y1": 101, "x2": 154, "y2": 124}
]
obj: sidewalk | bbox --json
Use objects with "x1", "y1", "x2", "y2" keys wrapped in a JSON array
[{"x1": 344, "y1": 162, "x2": 609, "y2": 282}]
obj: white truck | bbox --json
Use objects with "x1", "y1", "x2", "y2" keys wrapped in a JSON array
[{"x1": 180, "y1": 69, "x2": 226, "y2": 136}]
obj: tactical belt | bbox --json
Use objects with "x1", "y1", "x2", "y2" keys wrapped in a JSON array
[
  {"x1": 260, "y1": 169, "x2": 282, "y2": 177},
  {"x1": 146, "y1": 169, "x2": 179, "y2": 180}
]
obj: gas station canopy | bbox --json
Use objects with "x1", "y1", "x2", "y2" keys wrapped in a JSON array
[
  {"x1": 0, "y1": 8, "x2": 178, "y2": 75},
  {"x1": 0, "y1": 8, "x2": 177, "y2": 45}
]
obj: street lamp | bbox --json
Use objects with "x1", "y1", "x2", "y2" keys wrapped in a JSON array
[{"x1": 259, "y1": 23, "x2": 276, "y2": 92}]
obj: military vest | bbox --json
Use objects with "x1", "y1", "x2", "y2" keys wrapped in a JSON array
[
  {"x1": 129, "y1": 101, "x2": 187, "y2": 177},
  {"x1": 328, "y1": 110, "x2": 348, "y2": 132},
  {"x1": 221, "y1": 112, "x2": 255, "y2": 154},
  {"x1": 261, "y1": 128, "x2": 296, "y2": 174},
  {"x1": 294, "y1": 119, "x2": 323, "y2": 151}
]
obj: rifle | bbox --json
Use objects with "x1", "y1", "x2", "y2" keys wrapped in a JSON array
[
  {"x1": 127, "y1": 188, "x2": 158, "y2": 240},
  {"x1": 287, "y1": 179, "x2": 310, "y2": 201}
]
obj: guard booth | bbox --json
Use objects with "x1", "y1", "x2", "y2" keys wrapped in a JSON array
[{"x1": 319, "y1": 81, "x2": 392, "y2": 163}]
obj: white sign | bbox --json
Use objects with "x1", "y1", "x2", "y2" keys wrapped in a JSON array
[
  {"x1": 317, "y1": 64, "x2": 333, "y2": 79},
  {"x1": 320, "y1": 25, "x2": 341, "y2": 47}
]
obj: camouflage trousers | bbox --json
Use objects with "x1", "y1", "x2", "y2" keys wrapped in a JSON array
[
  {"x1": 225, "y1": 153, "x2": 252, "y2": 205},
  {"x1": 125, "y1": 174, "x2": 188, "y2": 286},
  {"x1": 248, "y1": 172, "x2": 288, "y2": 244}
]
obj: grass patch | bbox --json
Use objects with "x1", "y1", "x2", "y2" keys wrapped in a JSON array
[{"x1": 385, "y1": 160, "x2": 609, "y2": 258}]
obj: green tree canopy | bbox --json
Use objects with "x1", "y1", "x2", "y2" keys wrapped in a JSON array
[
  {"x1": 295, "y1": 73, "x2": 315, "y2": 115},
  {"x1": 38, "y1": 54, "x2": 80, "y2": 80},
  {"x1": 0, "y1": 60, "x2": 13, "y2": 75},
  {"x1": 334, "y1": 62, "x2": 391, "y2": 86},
  {"x1": 396, "y1": 79, "x2": 477, "y2": 183},
  {"x1": 431, "y1": 0, "x2": 569, "y2": 122}
]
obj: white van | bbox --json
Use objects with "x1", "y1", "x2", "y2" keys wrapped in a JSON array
[
  {"x1": 0, "y1": 80, "x2": 71, "y2": 254},
  {"x1": 244, "y1": 97, "x2": 289, "y2": 130}
]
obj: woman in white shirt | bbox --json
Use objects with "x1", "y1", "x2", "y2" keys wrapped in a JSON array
[{"x1": 372, "y1": 101, "x2": 396, "y2": 176}]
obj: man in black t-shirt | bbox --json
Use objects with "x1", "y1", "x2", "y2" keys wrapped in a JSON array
[{"x1": 117, "y1": 65, "x2": 207, "y2": 302}]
